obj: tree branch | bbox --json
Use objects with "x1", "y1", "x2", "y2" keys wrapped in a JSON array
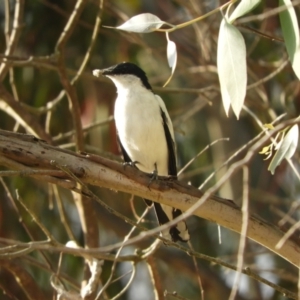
[{"x1": 0, "y1": 129, "x2": 299, "y2": 268}]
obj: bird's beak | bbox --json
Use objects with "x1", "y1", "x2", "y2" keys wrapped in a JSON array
[{"x1": 92, "y1": 69, "x2": 104, "y2": 77}]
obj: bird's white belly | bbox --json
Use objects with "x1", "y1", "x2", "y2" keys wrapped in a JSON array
[{"x1": 115, "y1": 94, "x2": 169, "y2": 176}]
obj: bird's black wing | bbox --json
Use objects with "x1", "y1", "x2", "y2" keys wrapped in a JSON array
[
  {"x1": 159, "y1": 108, "x2": 189, "y2": 242},
  {"x1": 117, "y1": 136, "x2": 132, "y2": 163},
  {"x1": 160, "y1": 109, "x2": 177, "y2": 177}
]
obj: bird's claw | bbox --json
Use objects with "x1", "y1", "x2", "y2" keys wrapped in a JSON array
[{"x1": 147, "y1": 163, "x2": 158, "y2": 189}]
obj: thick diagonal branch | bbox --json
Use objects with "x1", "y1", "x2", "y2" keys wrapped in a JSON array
[{"x1": 0, "y1": 129, "x2": 299, "y2": 268}]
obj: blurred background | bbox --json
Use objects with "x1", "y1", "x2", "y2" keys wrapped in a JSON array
[{"x1": 0, "y1": 0, "x2": 299, "y2": 299}]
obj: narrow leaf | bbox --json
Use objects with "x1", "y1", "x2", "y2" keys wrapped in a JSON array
[
  {"x1": 163, "y1": 33, "x2": 177, "y2": 87},
  {"x1": 229, "y1": 0, "x2": 261, "y2": 23},
  {"x1": 268, "y1": 124, "x2": 299, "y2": 174},
  {"x1": 217, "y1": 18, "x2": 247, "y2": 118},
  {"x1": 109, "y1": 13, "x2": 166, "y2": 33},
  {"x1": 279, "y1": 0, "x2": 300, "y2": 79},
  {"x1": 284, "y1": 124, "x2": 299, "y2": 159}
]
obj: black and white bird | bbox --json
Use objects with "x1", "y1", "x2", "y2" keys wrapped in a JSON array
[{"x1": 93, "y1": 62, "x2": 189, "y2": 242}]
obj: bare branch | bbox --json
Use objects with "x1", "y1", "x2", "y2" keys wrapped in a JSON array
[
  {"x1": 0, "y1": 0, "x2": 24, "y2": 81},
  {"x1": 0, "y1": 259, "x2": 46, "y2": 300},
  {"x1": 0, "y1": 84, "x2": 51, "y2": 142},
  {"x1": 0, "y1": 129, "x2": 299, "y2": 269}
]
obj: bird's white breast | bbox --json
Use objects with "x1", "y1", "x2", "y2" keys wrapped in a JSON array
[{"x1": 112, "y1": 77, "x2": 169, "y2": 175}]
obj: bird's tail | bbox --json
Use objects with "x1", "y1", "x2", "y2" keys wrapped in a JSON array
[{"x1": 145, "y1": 199, "x2": 190, "y2": 242}]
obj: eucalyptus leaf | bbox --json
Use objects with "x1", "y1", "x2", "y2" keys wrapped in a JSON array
[
  {"x1": 166, "y1": 33, "x2": 177, "y2": 72},
  {"x1": 217, "y1": 18, "x2": 247, "y2": 118},
  {"x1": 268, "y1": 124, "x2": 299, "y2": 174},
  {"x1": 163, "y1": 33, "x2": 177, "y2": 87},
  {"x1": 112, "y1": 13, "x2": 166, "y2": 33},
  {"x1": 229, "y1": 0, "x2": 261, "y2": 23},
  {"x1": 279, "y1": 0, "x2": 300, "y2": 79}
]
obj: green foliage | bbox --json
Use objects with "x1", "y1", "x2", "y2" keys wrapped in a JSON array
[{"x1": 279, "y1": 0, "x2": 300, "y2": 80}]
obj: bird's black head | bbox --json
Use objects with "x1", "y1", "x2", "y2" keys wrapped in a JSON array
[{"x1": 101, "y1": 62, "x2": 152, "y2": 90}]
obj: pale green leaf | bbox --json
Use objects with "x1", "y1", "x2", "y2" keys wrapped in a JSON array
[
  {"x1": 279, "y1": 0, "x2": 300, "y2": 79},
  {"x1": 283, "y1": 124, "x2": 299, "y2": 159},
  {"x1": 108, "y1": 13, "x2": 166, "y2": 33},
  {"x1": 166, "y1": 33, "x2": 177, "y2": 72},
  {"x1": 229, "y1": 0, "x2": 261, "y2": 23},
  {"x1": 268, "y1": 124, "x2": 299, "y2": 174},
  {"x1": 163, "y1": 33, "x2": 177, "y2": 87},
  {"x1": 217, "y1": 18, "x2": 247, "y2": 118}
]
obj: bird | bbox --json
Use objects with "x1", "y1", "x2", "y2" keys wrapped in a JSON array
[{"x1": 93, "y1": 62, "x2": 189, "y2": 242}]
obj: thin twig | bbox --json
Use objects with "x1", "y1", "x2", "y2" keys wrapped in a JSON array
[
  {"x1": 0, "y1": 236, "x2": 297, "y2": 299},
  {"x1": 178, "y1": 138, "x2": 229, "y2": 176},
  {"x1": 71, "y1": 0, "x2": 103, "y2": 84},
  {"x1": 247, "y1": 58, "x2": 289, "y2": 91},
  {"x1": 96, "y1": 207, "x2": 150, "y2": 299},
  {"x1": 55, "y1": 0, "x2": 88, "y2": 151},
  {"x1": 276, "y1": 221, "x2": 300, "y2": 250},
  {"x1": 0, "y1": 84, "x2": 51, "y2": 142},
  {"x1": 236, "y1": 0, "x2": 300, "y2": 24},
  {"x1": 147, "y1": 256, "x2": 164, "y2": 300},
  {"x1": 0, "y1": 0, "x2": 24, "y2": 81},
  {"x1": 52, "y1": 185, "x2": 78, "y2": 242},
  {"x1": 228, "y1": 166, "x2": 249, "y2": 300}
]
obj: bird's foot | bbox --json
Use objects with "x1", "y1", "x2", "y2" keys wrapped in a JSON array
[{"x1": 147, "y1": 163, "x2": 158, "y2": 189}]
